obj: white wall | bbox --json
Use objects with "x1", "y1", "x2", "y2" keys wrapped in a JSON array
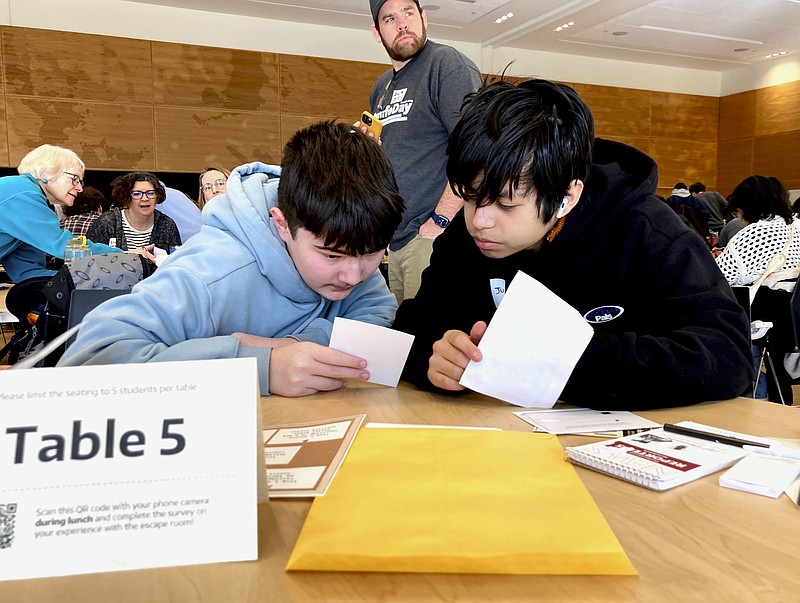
[
  {"x1": 6, "y1": 0, "x2": 796, "y2": 97},
  {"x1": 720, "y1": 55, "x2": 800, "y2": 96}
]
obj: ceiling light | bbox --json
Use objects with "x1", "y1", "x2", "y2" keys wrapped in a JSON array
[
  {"x1": 553, "y1": 21, "x2": 576, "y2": 32},
  {"x1": 494, "y1": 12, "x2": 513, "y2": 24},
  {"x1": 765, "y1": 51, "x2": 789, "y2": 58}
]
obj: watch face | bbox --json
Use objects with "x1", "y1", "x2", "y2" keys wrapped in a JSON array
[{"x1": 433, "y1": 214, "x2": 450, "y2": 228}]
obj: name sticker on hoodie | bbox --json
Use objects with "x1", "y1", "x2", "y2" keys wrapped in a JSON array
[
  {"x1": 490, "y1": 278, "x2": 506, "y2": 308},
  {"x1": 584, "y1": 305, "x2": 625, "y2": 324}
]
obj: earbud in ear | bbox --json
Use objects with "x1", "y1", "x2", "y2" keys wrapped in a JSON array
[
  {"x1": 41, "y1": 178, "x2": 48, "y2": 183},
  {"x1": 556, "y1": 197, "x2": 569, "y2": 219}
]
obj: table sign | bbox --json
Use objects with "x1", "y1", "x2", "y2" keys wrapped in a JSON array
[{"x1": 0, "y1": 358, "x2": 264, "y2": 581}]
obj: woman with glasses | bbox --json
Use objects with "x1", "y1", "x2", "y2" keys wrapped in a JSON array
[
  {"x1": 0, "y1": 144, "x2": 122, "y2": 324},
  {"x1": 87, "y1": 172, "x2": 181, "y2": 253},
  {"x1": 198, "y1": 166, "x2": 230, "y2": 208}
]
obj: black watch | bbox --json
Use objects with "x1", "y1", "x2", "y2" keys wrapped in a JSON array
[{"x1": 431, "y1": 212, "x2": 451, "y2": 228}]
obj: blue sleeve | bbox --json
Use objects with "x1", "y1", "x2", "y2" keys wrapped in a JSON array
[
  {"x1": 57, "y1": 266, "x2": 273, "y2": 395},
  {"x1": 0, "y1": 191, "x2": 83, "y2": 259}
]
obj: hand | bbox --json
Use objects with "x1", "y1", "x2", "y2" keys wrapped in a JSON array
[
  {"x1": 232, "y1": 332, "x2": 296, "y2": 349},
  {"x1": 711, "y1": 247, "x2": 723, "y2": 258},
  {"x1": 127, "y1": 245, "x2": 156, "y2": 262},
  {"x1": 418, "y1": 218, "x2": 447, "y2": 239},
  {"x1": 427, "y1": 321, "x2": 487, "y2": 390},
  {"x1": 352, "y1": 121, "x2": 382, "y2": 144},
  {"x1": 268, "y1": 341, "x2": 369, "y2": 397}
]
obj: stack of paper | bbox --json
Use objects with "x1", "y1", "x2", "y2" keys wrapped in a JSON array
[{"x1": 720, "y1": 454, "x2": 800, "y2": 498}]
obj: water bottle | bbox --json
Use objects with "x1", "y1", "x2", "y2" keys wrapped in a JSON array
[{"x1": 65, "y1": 236, "x2": 91, "y2": 265}]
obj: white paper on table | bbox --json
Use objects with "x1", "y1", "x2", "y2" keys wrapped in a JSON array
[
  {"x1": 329, "y1": 317, "x2": 414, "y2": 387},
  {"x1": 459, "y1": 271, "x2": 593, "y2": 408},
  {"x1": 514, "y1": 408, "x2": 660, "y2": 434}
]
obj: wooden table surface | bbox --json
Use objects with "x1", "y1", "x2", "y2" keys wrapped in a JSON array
[{"x1": 2, "y1": 382, "x2": 799, "y2": 602}]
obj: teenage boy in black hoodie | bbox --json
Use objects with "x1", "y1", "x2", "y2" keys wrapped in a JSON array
[{"x1": 392, "y1": 79, "x2": 753, "y2": 410}]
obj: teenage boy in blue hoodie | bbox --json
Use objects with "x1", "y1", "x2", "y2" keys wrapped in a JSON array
[{"x1": 60, "y1": 122, "x2": 405, "y2": 397}]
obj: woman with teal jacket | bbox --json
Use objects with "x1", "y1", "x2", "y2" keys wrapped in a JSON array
[{"x1": 0, "y1": 144, "x2": 124, "y2": 322}]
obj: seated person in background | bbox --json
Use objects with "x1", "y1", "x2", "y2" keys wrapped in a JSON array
[
  {"x1": 60, "y1": 185, "x2": 109, "y2": 237},
  {"x1": 715, "y1": 176, "x2": 799, "y2": 287},
  {"x1": 60, "y1": 121, "x2": 405, "y2": 398},
  {"x1": 665, "y1": 182, "x2": 709, "y2": 239},
  {"x1": 87, "y1": 172, "x2": 182, "y2": 252},
  {"x1": 198, "y1": 166, "x2": 230, "y2": 208},
  {"x1": 714, "y1": 200, "x2": 745, "y2": 253},
  {"x1": 690, "y1": 181, "x2": 727, "y2": 234},
  {"x1": 715, "y1": 176, "x2": 800, "y2": 403},
  {"x1": 0, "y1": 144, "x2": 121, "y2": 323},
  {"x1": 392, "y1": 79, "x2": 753, "y2": 410}
]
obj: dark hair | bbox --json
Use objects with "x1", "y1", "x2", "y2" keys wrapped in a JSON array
[
  {"x1": 277, "y1": 121, "x2": 404, "y2": 256},
  {"x1": 62, "y1": 186, "x2": 108, "y2": 216},
  {"x1": 729, "y1": 175, "x2": 792, "y2": 225},
  {"x1": 111, "y1": 172, "x2": 166, "y2": 208},
  {"x1": 446, "y1": 79, "x2": 594, "y2": 222},
  {"x1": 673, "y1": 182, "x2": 688, "y2": 190},
  {"x1": 689, "y1": 181, "x2": 706, "y2": 194}
]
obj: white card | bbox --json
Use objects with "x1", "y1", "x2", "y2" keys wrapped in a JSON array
[
  {"x1": 329, "y1": 317, "x2": 414, "y2": 387},
  {"x1": 460, "y1": 271, "x2": 593, "y2": 408},
  {"x1": 0, "y1": 358, "x2": 261, "y2": 581}
]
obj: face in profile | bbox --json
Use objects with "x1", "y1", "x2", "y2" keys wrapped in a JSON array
[
  {"x1": 43, "y1": 168, "x2": 84, "y2": 206},
  {"x1": 201, "y1": 170, "x2": 228, "y2": 203}
]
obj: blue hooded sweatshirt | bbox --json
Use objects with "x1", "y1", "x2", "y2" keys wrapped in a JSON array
[{"x1": 58, "y1": 162, "x2": 398, "y2": 394}]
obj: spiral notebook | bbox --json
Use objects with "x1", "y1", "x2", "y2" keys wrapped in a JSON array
[{"x1": 565, "y1": 426, "x2": 747, "y2": 491}]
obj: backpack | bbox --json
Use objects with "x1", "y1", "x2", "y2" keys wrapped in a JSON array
[{"x1": 21, "y1": 253, "x2": 155, "y2": 366}]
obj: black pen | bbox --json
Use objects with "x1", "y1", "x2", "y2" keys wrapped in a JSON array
[{"x1": 662, "y1": 423, "x2": 770, "y2": 448}]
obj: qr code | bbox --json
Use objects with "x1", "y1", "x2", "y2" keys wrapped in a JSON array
[{"x1": 0, "y1": 503, "x2": 17, "y2": 549}]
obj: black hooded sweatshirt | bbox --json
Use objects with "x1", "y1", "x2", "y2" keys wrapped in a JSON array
[{"x1": 392, "y1": 139, "x2": 753, "y2": 410}]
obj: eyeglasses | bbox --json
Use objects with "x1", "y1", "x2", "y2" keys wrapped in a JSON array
[
  {"x1": 63, "y1": 172, "x2": 84, "y2": 187},
  {"x1": 201, "y1": 179, "x2": 227, "y2": 193},
  {"x1": 131, "y1": 190, "x2": 158, "y2": 200}
]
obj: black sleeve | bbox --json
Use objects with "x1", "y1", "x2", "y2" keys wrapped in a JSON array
[{"x1": 393, "y1": 212, "x2": 496, "y2": 391}]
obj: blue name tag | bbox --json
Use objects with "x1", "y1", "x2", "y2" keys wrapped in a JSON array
[{"x1": 584, "y1": 305, "x2": 625, "y2": 324}]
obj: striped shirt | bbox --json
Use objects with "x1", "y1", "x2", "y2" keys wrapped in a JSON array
[{"x1": 121, "y1": 210, "x2": 153, "y2": 249}]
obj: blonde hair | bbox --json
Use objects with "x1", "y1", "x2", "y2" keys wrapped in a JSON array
[
  {"x1": 17, "y1": 144, "x2": 85, "y2": 182},
  {"x1": 198, "y1": 165, "x2": 230, "y2": 208}
]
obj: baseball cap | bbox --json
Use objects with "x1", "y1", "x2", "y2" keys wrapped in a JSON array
[
  {"x1": 369, "y1": 0, "x2": 388, "y2": 21},
  {"x1": 370, "y1": 0, "x2": 421, "y2": 22}
]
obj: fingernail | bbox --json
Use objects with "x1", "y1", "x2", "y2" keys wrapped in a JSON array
[
  {"x1": 360, "y1": 372, "x2": 369, "y2": 380},
  {"x1": 359, "y1": 360, "x2": 367, "y2": 368}
]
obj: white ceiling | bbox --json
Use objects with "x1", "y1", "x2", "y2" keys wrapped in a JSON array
[{"x1": 127, "y1": 0, "x2": 800, "y2": 71}]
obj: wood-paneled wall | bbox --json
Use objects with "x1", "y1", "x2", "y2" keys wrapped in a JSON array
[
  {"x1": 2, "y1": 24, "x2": 793, "y2": 200},
  {"x1": 567, "y1": 83, "x2": 719, "y2": 197},
  {"x1": 718, "y1": 79, "x2": 800, "y2": 196},
  {"x1": 0, "y1": 26, "x2": 386, "y2": 174}
]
